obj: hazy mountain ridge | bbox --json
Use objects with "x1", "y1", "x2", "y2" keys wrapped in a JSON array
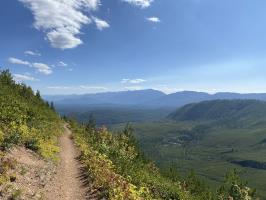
[
  {"x1": 44, "y1": 90, "x2": 266, "y2": 108},
  {"x1": 44, "y1": 89, "x2": 166, "y2": 106}
]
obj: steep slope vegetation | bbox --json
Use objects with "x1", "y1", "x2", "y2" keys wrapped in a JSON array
[
  {"x1": 0, "y1": 70, "x2": 62, "y2": 158},
  {"x1": 0, "y1": 70, "x2": 63, "y2": 198}
]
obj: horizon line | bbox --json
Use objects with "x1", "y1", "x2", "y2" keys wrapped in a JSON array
[{"x1": 42, "y1": 89, "x2": 266, "y2": 96}]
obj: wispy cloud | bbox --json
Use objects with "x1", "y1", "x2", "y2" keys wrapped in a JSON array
[
  {"x1": 19, "y1": 0, "x2": 101, "y2": 49},
  {"x1": 32, "y1": 63, "x2": 52, "y2": 75},
  {"x1": 8, "y1": 57, "x2": 52, "y2": 75},
  {"x1": 24, "y1": 50, "x2": 41, "y2": 56},
  {"x1": 57, "y1": 61, "x2": 68, "y2": 67},
  {"x1": 92, "y1": 17, "x2": 110, "y2": 30},
  {"x1": 152, "y1": 85, "x2": 180, "y2": 94},
  {"x1": 146, "y1": 17, "x2": 160, "y2": 23},
  {"x1": 121, "y1": 78, "x2": 147, "y2": 84},
  {"x1": 122, "y1": 0, "x2": 154, "y2": 8},
  {"x1": 13, "y1": 73, "x2": 39, "y2": 82},
  {"x1": 9, "y1": 57, "x2": 30, "y2": 66}
]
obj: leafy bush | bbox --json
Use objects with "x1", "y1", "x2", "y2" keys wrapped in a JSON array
[{"x1": 217, "y1": 169, "x2": 256, "y2": 200}]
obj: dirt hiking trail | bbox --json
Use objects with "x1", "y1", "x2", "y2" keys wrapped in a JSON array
[{"x1": 44, "y1": 125, "x2": 87, "y2": 200}]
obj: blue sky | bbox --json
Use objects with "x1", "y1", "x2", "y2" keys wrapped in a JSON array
[{"x1": 1, "y1": 0, "x2": 266, "y2": 94}]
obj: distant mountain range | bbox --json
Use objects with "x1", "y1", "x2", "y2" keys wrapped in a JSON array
[
  {"x1": 44, "y1": 89, "x2": 266, "y2": 108},
  {"x1": 44, "y1": 89, "x2": 165, "y2": 106}
]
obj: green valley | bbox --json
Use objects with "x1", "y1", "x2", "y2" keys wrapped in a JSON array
[{"x1": 110, "y1": 100, "x2": 266, "y2": 198}]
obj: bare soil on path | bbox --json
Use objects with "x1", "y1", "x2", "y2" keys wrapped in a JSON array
[{"x1": 44, "y1": 125, "x2": 88, "y2": 200}]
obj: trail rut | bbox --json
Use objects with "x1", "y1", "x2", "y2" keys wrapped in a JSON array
[{"x1": 44, "y1": 125, "x2": 87, "y2": 200}]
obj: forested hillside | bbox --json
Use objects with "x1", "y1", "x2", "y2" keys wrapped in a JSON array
[
  {"x1": 57, "y1": 105, "x2": 172, "y2": 125},
  {"x1": 168, "y1": 99, "x2": 266, "y2": 124}
]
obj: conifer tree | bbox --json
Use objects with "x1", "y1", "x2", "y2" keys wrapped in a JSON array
[
  {"x1": 86, "y1": 114, "x2": 96, "y2": 132},
  {"x1": 36, "y1": 90, "x2": 41, "y2": 99},
  {"x1": 50, "y1": 101, "x2": 55, "y2": 111}
]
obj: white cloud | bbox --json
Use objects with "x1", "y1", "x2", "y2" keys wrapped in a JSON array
[
  {"x1": 8, "y1": 57, "x2": 52, "y2": 75},
  {"x1": 24, "y1": 50, "x2": 41, "y2": 56},
  {"x1": 32, "y1": 63, "x2": 53, "y2": 75},
  {"x1": 92, "y1": 17, "x2": 110, "y2": 30},
  {"x1": 130, "y1": 79, "x2": 146, "y2": 84},
  {"x1": 146, "y1": 17, "x2": 160, "y2": 23},
  {"x1": 19, "y1": 0, "x2": 101, "y2": 49},
  {"x1": 58, "y1": 61, "x2": 68, "y2": 67},
  {"x1": 121, "y1": 78, "x2": 130, "y2": 83},
  {"x1": 121, "y1": 78, "x2": 147, "y2": 84},
  {"x1": 8, "y1": 57, "x2": 31, "y2": 66},
  {"x1": 13, "y1": 73, "x2": 39, "y2": 82},
  {"x1": 47, "y1": 30, "x2": 83, "y2": 49},
  {"x1": 122, "y1": 0, "x2": 153, "y2": 8},
  {"x1": 152, "y1": 85, "x2": 180, "y2": 94}
]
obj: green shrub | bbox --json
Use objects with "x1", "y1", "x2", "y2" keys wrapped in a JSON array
[{"x1": 1, "y1": 132, "x2": 21, "y2": 150}]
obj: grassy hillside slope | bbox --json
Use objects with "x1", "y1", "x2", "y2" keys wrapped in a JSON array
[{"x1": 0, "y1": 69, "x2": 63, "y2": 166}]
